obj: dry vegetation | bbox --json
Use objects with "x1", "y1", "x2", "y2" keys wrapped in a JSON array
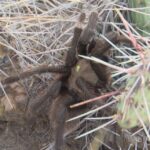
[{"x1": 0, "y1": 0, "x2": 150, "y2": 150}]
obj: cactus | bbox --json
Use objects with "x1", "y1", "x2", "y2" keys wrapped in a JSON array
[
  {"x1": 128, "y1": 0, "x2": 150, "y2": 36},
  {"x1": 117, "y1": 49, "x2": 150, "y2": 130}
]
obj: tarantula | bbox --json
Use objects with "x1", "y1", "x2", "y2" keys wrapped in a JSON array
[{"x1": 1, "y1": 12, "x2": 129, "y2": 150}]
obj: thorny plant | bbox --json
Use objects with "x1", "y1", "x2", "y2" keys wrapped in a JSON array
[{"x1": 0, "y1": 1, "x2": 150, "y2": 150}]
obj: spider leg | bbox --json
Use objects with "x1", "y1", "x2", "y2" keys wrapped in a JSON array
[
  {"x1": 77, "y1": 12, "x2": 98, "y2": 55},
  {"x1": 90, "y1": 53, "x2": 110, "y2": 86},
  {"x1": 90, "y1": 60, "x2": 110, "y2": 87},
  {"x1": 76, "y1": 76, "x2": 98, "y2": 99},
  {"x1": 27, "y1": 80, "x2": 62, "y2": 115},
  {"x1": 1, "y1": 65, "x2": 68, "y2": 85},
  {"x1": 89, "y1": 32, "x2": 130, "y2": 85},
  {"x1": 26, "y1": 80, "x2": 62, "y2": 126},
  {"x1": 65, "y1": 28, "x2": 82, "y2": 67},
  {"x1": 65, "y1": 13, "x2": 85, "y2": 67},
  {"x1": 49, "y1": 93, "x2": 75, "y2": 150},
  {"x1": 54, "y1": 103, "x2": 66, "y2": 150},
  {"x1": 91, "y1": 31, "x2": 130, "y2": 57}
]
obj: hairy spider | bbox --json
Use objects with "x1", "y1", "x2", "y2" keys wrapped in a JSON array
[{"x1": 1, "y1": 12, "x2": 129, "y2": 150}]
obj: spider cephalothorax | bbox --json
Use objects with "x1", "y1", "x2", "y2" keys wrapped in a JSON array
[{"x1": 0, "y1": 12, "x2": 129, "y2": 150}]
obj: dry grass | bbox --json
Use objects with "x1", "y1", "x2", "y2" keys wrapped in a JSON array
[
  {"x1": 0, "y1": 0, "x2": 150, "y2": 150},
  {"x1": 0, "y1": 0, "x2": 117, "y2": 72}
]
